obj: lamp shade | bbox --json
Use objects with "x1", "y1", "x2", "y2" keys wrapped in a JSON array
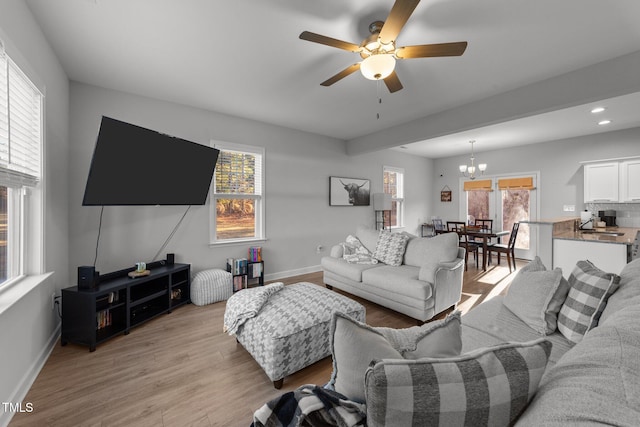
[
  {"x1": 360, "y1": 54, "x2": 395, "y2": 80},
  {"x1": 373, "y1": 193, "x2": 392, "y2": 210}
]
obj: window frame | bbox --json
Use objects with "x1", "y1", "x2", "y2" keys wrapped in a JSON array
[
  {"x1": 0, "y1": 43, "x2": 44, "y2": 290},
  {"x1": 209, "y1": 141, "x2": 265, "y2": 245},
  {"x1": 383, "y1": 165, "x2": 404, "y2": 229}
]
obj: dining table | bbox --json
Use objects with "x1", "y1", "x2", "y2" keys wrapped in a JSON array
[{"x1": 436, "y1": 226, "x2": 510, "y2": 271}]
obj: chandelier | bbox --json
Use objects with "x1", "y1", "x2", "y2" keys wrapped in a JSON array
[{"x1": 459, "y1": 140, "x2": 487, "y2": 180}]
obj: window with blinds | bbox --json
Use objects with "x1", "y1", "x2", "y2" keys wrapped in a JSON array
[
  {"x1": 210, "y1": 142, "x2": 265, "y2": 243},
  {"x1": 0, "y1": 43, "x2": 43, "y2": 286},
  {"x1": 0, "y1": 50, "x2": 42, "y2": 188},
  {"x1": 383, "y1": 166, "x2": 404, "y2": 228}
]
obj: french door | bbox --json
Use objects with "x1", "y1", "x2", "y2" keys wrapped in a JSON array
[{"x1": 461, "y1": 173, "x2": 538, "y2": 261}]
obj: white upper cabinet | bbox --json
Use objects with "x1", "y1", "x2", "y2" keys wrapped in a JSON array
[
  {"x1": 584, "y1": 162, "x2": 619, "y2": 202},
  {"x1": 620, "y1": 159, "x2": 640, "y2": 202}
]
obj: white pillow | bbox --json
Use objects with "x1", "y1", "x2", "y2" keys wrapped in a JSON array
[{"x1": 329, "y1": 311, "x2": 462, "y2": 402}]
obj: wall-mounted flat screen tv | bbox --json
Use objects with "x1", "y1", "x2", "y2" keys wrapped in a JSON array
[{"x1": 82, "y1": 116, "x2": 219, "y2": 206}]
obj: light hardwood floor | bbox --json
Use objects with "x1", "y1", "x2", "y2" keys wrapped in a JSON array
[{"x1": 10, "y1": 259, "x2": 525, "y2": 427}]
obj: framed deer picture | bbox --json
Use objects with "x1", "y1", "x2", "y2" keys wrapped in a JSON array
[{"x1": 330, "y1": 176, "x2": 370, "y2": 206}]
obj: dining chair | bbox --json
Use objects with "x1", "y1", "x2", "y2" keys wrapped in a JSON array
[
  {"x1": 487, "y1": 222, "x2": 520, "y2": 273},
  {"x1": 469, "y1": 218, "x2": 494, "y2": 249},
  {"x1": 447, "y1": 222, "x2": 478, "y2": 271}
]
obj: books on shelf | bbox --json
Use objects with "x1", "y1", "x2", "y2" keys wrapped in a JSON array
[
  {"x1": 233, "y1": 275, "x2": 248, "y2": 292},
  {"x1": 96, "y1": 309, "x2": 112, "y2": 330},
  {"x1": 248, "y1": 246, "x2": 262, "y2": 262},
  {"x1": 227, "y1": 258, "x2": 248, "y2": 275}
]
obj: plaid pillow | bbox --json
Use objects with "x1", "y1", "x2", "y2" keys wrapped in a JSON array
[
  {"x1": 557, "y1": 260, "x2": 621, "y2": 344},
  {"x1": 364, "y1": 339, "x2": 552, "y2": 427},
  {"x1": 373, "y1": 230, "x2": 410, "y2": 266}
]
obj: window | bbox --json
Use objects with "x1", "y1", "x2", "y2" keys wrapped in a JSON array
[
  {"x1": 383, "y1": 166, "x2": 404, "y2": 228},
  {"x1": 210, "y1": 142, "x2": 264, "y2": 244},
  {"x1": 0, "y1": 45, "x2": 43, "y2": 287}
]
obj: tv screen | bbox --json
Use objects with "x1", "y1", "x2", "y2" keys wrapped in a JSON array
[{"x1": 82, "y1": 117, "x2": 219, "y2": 206}]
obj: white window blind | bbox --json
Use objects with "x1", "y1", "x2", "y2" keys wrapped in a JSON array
[
  {"x1": 0, "y1": 48, "x2": 42, "y2": 188},
  {"x1": 214, "y1": 148, "x2": 263, "y2": 195}
]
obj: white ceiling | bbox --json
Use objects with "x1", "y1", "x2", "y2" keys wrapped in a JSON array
[{"x1": 25, "y1": 0, "x2": 640, "y2": 158}]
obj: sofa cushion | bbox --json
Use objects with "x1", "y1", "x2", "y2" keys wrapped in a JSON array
[
  {"x1": 600, "y1": 278, "x2": 640, "y2": 324},
  {"x1": 355, "y1": 226, "x2": 380, "y2": 254},
  {"x1": 462, "y1": 297, "x2": 573, "y2": 368},
  {"x1": 329, "y1": 311, "x2": 462, "y2": 403},
  {"x1": 365, "y1": 339, "x2": 551, "y2": 427},
  {"x1": 619, "y1": 257, "x2": 640, "y2": 285},
  {"x1": 557, "y1": 260, "x2": 621, "y2": 344},
  {"x1": 373, "y1": 230, "x2": 411, "y2": 266},
  {"x1": 320, "y1": 256, "x2": 379, "y2": 282},
  {"x1": 516, "y1": 303, "x2": 640, "y2": 426},
  {"x1": 503, "y1": 257, "x2": 570, "y2": 335},
  {"x1": 403, "y1": 232, "x2": 459, "y2": 268},
  {"x1": 362, "y1": 265, "x2": 432, "y2": 301}
]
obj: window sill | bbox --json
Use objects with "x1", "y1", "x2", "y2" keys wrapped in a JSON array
[
  {"x1": 0, "y1": 272, "x2": 54, "y2": 317},
  {"x1": 209, "y1": 238, "x2": 267, "y2": 247}
]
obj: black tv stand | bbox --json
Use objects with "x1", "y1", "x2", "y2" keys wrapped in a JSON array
[{"x1": 61, "y1": 263, "x2": 190, "y2": 351}]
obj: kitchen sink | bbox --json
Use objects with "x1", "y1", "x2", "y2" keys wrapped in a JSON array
[{"x1": 580, "y1": 230, "x2": 625, "y2": 237}]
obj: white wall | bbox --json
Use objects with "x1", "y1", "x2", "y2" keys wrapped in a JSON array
[
  {"x1": 0, "y1": 1, "x2": 69, "y2": 426},
  {"x1": 431, "y1": 127, "x2": 640, "y2": 221},
  {"x1": 68, "y1": 82, "x2": 434, "y2": 279}
]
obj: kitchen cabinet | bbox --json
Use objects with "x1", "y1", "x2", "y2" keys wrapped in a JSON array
[
  {"x1": 553, "y1": 239, "x2": 629, "y2": 277},
  {"x1": 620, "y1": 159, "x2": 640, "y2": 202},
  {"x1": 584, "y1": 162, "x2": 619, "y2": 202}
]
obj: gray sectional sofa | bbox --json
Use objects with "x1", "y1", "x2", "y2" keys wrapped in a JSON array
[
  {"x1": 321, "y1": 227, "x2": 465, "y2": 322},
  {"x1": 460, "y1": 257, "x2": 640, "y2": 425}
]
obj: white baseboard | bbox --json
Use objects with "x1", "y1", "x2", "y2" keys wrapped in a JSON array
[
  {"x1": 1, "y1": 324, "x2": 60, "y2": 427},
  {"x1": 264, "y1": 265, "x2": 322, "y2": 282}
]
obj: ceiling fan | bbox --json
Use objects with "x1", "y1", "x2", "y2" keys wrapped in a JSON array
[{"x1": 299, "y1": 0, "x2": 467, "y2": 93}]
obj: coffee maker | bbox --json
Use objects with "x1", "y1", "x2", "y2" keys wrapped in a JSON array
[{"x1": 598, "y1": 210, "x2": 617, "y2": 227}]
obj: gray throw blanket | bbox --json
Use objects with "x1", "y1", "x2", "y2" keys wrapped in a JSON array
[
  {"x1": 251, "y1": 384, "x2": 366, "y2": 427},
  {"x1": 223, "y1": 282, "x2": 284, "y2": 335}
]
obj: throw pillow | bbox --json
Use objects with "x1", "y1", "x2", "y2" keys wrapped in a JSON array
[
  {"x1": 329, "y1": 311, "x2": 462, "y2": 402},
  {"x1": 503, "y1": 256, "x2": 570, "y2": 335},
  {"x1": 373, "y1": 230, "x2": 410, "y2": 266},
  {"x1": 364, "y1": 338, "x2": 552, "y2": 427},
  {"x1": 557, "y1": 260, "x2": 621, "y2": 344}
]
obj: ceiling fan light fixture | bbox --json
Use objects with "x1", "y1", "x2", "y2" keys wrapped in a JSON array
[{"x1": 360, "y1": 54, "x2": 396, "y2": 80}]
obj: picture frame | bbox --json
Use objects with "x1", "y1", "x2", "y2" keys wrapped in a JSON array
[
  {"x1": 330, "y1": 176, "x2": 370, "y2": 206},
  {"x1": 440, "y1": 185, "x2": 452, "y2": 202}
]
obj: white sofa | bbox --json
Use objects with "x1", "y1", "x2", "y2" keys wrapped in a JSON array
[{"x1": 321, "y1": 227, "x2": 465, "y2": 323}]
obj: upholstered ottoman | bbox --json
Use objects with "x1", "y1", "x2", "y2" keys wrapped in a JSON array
[
  {"x1": 236, "y1": 282, "x2": 365, "y2": 388},
  {"x1": 190, "y1": 269, "x2": 233, "y2": 306}
]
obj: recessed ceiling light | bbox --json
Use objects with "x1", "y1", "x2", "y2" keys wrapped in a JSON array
[
  {"x1": 591, "y1": 107, "x2": 606, "y2": 113},
  {"x1": 598, "y1": 120, "x2": 612, "y2": 125}
]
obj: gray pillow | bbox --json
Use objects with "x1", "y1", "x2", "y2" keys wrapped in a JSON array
[
  {"x1": 373, "y1": 230, "x2": 410, "y2": 266},
  {"x1": 365, "y1": 339, "x2": 552, "y2": 427},
  {"x1": 557, "y1": 260, "x2": 621, "y2": 344},
  {"x1": 504, "y1": 256, "x2": 570, "y2": 335},
  {"x1": 329, "y1": 311, "x2": 462, "y2": 402}
]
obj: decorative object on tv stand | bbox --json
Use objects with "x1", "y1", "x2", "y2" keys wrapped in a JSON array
[
  {"x1": 373, "y1": 193, "x2": 392, "y2": 230},
  {"x1": 459, "y1": 140, "x2": 487, "y2": 180}
]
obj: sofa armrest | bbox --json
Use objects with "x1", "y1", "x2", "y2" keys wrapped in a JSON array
[
  {"x1": 330, "y1": 244, "x2": 344, "y2": 258},
  {"x1": 431, "y1": 248, "x2": 465, "y2": 315}
]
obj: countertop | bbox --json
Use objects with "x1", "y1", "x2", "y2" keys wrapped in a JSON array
[
  {"x1": 553, "y1": 227, "x2": 640, "y2": 245},
  {"x1": 520, "y1": 217, "x2": 579, "y2": 225}
]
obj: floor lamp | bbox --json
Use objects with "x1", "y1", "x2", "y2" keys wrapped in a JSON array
[{"x1": 373, "y1": 193, "x2": 392, "y2": 230}]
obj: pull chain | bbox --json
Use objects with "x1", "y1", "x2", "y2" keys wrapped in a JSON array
[{"x1": 376, "y1": 80, "x2": 382, "y2": 120}]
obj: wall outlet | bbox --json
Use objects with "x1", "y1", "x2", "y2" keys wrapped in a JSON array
[
  {"x1": 563, "y1": 205, "x2": 575, "y2": 212},
  {"x1": 51, "y1": 292, "x2": 57, "y2": 310}
]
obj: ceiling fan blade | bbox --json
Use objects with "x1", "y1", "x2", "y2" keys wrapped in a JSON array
[
  {"x1": 396, "y1": 41, "x2": 468, "y2": 59},
  {"x1": 320, "y1": 63, "x2": 361, "y2": 86},
  {"x1": 383, "y1": 71, "x2": 403, "y2": 93},
  {"x1": 379, "y1": 0, "x2": 421, "y2": 45},
  {"x1": 299, "y1": 31, "x2": 361, "y2": 52}
]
